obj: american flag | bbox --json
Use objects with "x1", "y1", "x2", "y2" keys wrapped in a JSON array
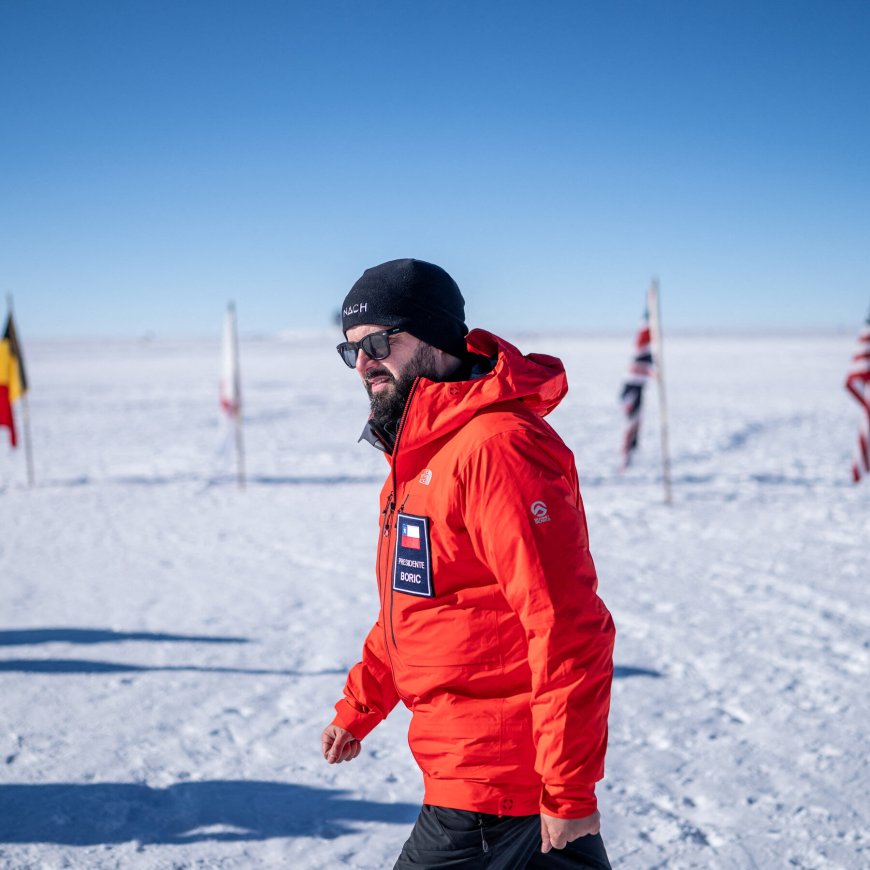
[
  {"x1": 620, "y1": 306, "x2": 655, "y2": 469},
  {"x1": 845, "y1": 309, "x2": 870, "y2": 482}
]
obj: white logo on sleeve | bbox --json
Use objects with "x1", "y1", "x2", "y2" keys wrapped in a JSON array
[
  {"x1": 419, "y1": 469, "x2": 432, "y2": 485},
  {"x1": 530, "y1": 500, "x2": 551, "y2": 524}
]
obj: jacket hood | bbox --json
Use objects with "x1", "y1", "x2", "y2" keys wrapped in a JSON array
[{"x1": 395, "y1": 329, "x2": 568, "y2": 459}]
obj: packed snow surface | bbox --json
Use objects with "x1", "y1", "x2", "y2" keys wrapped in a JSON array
[{"x1": 1, "y1": 331, "x2": 867, "y2": 869}]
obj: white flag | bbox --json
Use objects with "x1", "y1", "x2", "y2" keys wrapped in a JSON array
[{"x1": 220, "y1": 302, "x2": 241, "y2": 418}]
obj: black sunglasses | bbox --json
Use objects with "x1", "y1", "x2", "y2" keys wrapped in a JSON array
[{"x1": 336, "y1": 327, "x2": 404, "y2": 368}]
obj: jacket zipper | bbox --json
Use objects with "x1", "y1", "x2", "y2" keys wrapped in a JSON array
[
  {"x1": 376, "y1": 492, "x2": 394, "y2": 597},
  {"x1": 377, "y1": 502, "x2": 411, "y2": 710},
  {"x1": 373, "y1": 377, "x2": 421, "y2": 707},
  {"x1": 387, "y1": 377, "x2": 420, "y2": 651}
]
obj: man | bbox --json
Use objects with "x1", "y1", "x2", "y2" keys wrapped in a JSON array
[{"x1": 322, "y1": 259, "x2": 615, "y2": 869}]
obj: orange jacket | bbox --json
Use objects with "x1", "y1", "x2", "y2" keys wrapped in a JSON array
[{"x1": 332, "y1": 329, "x2": 615, "y2": 818}]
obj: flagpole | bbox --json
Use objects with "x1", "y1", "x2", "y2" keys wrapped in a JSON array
[
  {"x1": 648, "y1": 279, "x2": 673, "y2": 505},
  {"x1": 6, "y1": 293, "x2": 35, "y2": 487},
  {"x1": 230, "y1": 302, "x2": 246, "y2": 491},
  {"x1": 235, "y1": 402, "x2": 246, "y2": 491},
  {"x1": 21, "y1": 395, "x2": 35, "y2": 487}
]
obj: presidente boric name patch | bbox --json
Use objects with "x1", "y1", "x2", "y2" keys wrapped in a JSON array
[{"x1": 392, "y1": 512, "x2": 433, "y2": 597}]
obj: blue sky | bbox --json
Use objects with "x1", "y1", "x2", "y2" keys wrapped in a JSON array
[{"x1": 1, "y1": 0, "x2": 868, "y2": 338}]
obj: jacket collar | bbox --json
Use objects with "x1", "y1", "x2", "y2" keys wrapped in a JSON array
[{"x1": 358, "y1": 329, "x2": 567, "y2": 458}]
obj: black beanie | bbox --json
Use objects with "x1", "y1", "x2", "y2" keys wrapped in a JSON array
[{"x1": 341, "y1": 258, "x2": 469, "y2": 358}]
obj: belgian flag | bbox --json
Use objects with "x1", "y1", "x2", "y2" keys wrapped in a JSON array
[{"x1": 0, "y1": 313, "x2": 27, "y2": 447}]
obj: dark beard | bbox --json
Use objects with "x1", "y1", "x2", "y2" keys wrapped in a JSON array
[{"x1": 365, "y1": 344, "x2": 439, "y2": 434}]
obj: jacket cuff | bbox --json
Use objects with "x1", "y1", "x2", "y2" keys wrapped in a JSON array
[
  {"x1": 332, "y1": 698, "x2": 384, "y2": 741},
  {"x1": 540, "y1": 784, "x2": 598, "y2": 818}
]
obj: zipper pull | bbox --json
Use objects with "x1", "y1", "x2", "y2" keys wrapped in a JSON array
[
  {"x1": 382, "y1": 493, "x2": 395, "y2": 536},
  {"x1": 478, "y1": 816, "x2": 489, "y2": 854}
]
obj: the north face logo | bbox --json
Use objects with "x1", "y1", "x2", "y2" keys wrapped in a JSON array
[{"x1": 530, "y1": 501, "x2": 551, "y2": 524}]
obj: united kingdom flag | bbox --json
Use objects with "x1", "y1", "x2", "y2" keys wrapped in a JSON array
[
  {"x1": 620, "y1": 306, "x2": 654, "y2": 469},
  {"x1": 845, "y1": 308, "x2": 870, "y2": 483}
]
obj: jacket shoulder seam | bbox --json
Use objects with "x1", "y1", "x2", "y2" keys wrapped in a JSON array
[{"x1": 456, "y1": 422, "x2": 553, "y2": 479}]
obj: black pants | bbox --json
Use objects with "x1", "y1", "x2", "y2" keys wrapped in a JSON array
[{"x1": 394, "y1": 805, "x2": 612, "y2": 869}]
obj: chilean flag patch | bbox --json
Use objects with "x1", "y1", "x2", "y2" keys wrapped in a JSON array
[
  {"x1": 401, "y1": 523, "x2": 421, "y2": 550},
  {"x1": 393, "y1": 513, "x2": 433, "y2": 597}
]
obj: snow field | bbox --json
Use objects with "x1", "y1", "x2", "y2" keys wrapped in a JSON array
[{"x1": 0, "y1": 331, "x2": 867, "y2": 868}]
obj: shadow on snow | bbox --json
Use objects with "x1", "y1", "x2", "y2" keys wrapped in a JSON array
[
  {"x1": 613, "y1": 665, "x2": 662, "y2": 679},
  {"x1": 0, "y1": 659, "x2": 343, "y2": 677},
  {"x1": 30, "y1": 473, "x2": 383, "y2": 489},
  {"x1": 0, "y1": 628, "x2": 249, "y2": 646},
  {"x1": 0, "y1": 658, "x2": 658, "y2": 680},
  {"x1": 0, "y1": 781, "x2": 418, "y2": 844}
]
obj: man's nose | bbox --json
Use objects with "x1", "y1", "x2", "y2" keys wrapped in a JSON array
[{"x1": 355, "y1": 349, "x2": 376, "y2": 376}]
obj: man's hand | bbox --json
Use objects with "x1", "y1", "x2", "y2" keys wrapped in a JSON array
[
  {"x1": 540, "y1": 810, "x2": 600, "y2": 853},
  {"x1": 321, "y1": 724, "x2": 362, "y2": 764}
]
